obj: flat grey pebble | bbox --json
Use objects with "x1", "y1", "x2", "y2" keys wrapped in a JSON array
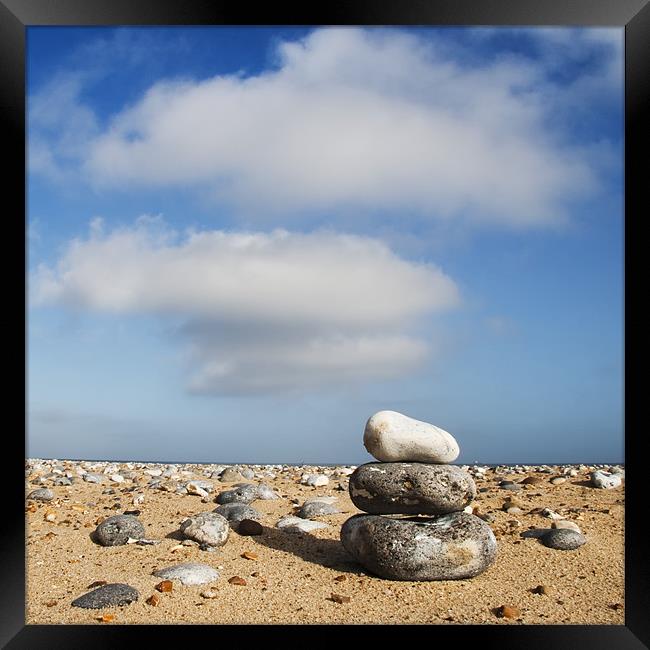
[
  {"x1": 341, "y1": 512, "x2": 497, "y2": 581},
  {"x1": 83, "y1": 473, "x2": 104, "y2": 484},
  {"x1": 153, "y1": 562, "x2": 220, "y2": 586},
  {"x1": 27, "y1": 488, "x2": 54, "y2": 501},
  {"x1": 180, "y1": 512, "x2": 230, "y2": 546},
  {"x1": 214, "y1": 503, "x2": 262, "y2": 525},
  {"x1": 297, "y1": 500, "x2": 341, "y2": 518},
  {"x1": 94, "y1": 514, "x2": 145, "y2": 546},
  {"x1": 276, "y1": 516, "x2": 329, "y2": 533},
  {"x1": 540, "y1": 528, "x2": 586, "y2": 550},
  {"x1": 71, "y1": 583, "x2": 139, "y2": 609}
]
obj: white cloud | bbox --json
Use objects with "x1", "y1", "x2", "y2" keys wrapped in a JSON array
[
  {"x1": 30, "y1": 27, "x2": 619, "y2": 228},
  {"x1": 32, "y1": 217, "x2": 460, "y2": 395}
]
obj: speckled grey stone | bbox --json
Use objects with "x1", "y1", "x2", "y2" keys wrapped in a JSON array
[
  {"x1": 94, "y1": 514, "x2": 145, "y2": 546},
  {"x1": 180, "y1": 512, "x2": 229, "y2": 546},
  {"x1": 349, "y1": 463, "x2": 475, "y2": 515},
  {"x1": 297, "y1": 499, "x2": 342, "y2": 519},
  {"x1": 214, "y1": 503, "x2": 262, "y2": 525},
  {"x1": 215, "y1": 483, "x2": 259, "y2": 505},
  {"x1": 340, "y1": 512, "x2": 497, "y2": 581},
  {"x1": 71, "y1": 583, "x2": 139, "y2": 609},
  {"x1": 27, "y1": 488, "x2": 54, "y2": 501},
  {"x1": 540, "y1": 528, "x2": 586, "y2": 550},
  {"x1": 83, "y1": 473, "x2": 104, "y2": 483},
  {"x1": 153, "y1": 562, "x2": 220, "y2": 586}
]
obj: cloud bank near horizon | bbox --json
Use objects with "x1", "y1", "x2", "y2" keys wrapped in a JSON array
[{"x1": 32, "y1": 217, "x2": 460, "y2": 394}]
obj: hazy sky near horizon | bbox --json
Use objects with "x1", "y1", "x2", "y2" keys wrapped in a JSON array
[{"x1": 27, "y1": 26, "x2": 624, "y2": 464}]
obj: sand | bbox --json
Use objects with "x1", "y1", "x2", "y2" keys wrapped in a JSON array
[{"x1": 25, "y1": 461, "x2": 624, "y2": 625}]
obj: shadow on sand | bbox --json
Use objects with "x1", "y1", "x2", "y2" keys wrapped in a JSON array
[{"x1": 249, "y1": 524, "x2": 370, "y2": 576}]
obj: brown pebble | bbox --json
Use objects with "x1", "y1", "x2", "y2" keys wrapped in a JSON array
[
  {"x1": 228, "y1": 576, "x2": 247, "y2": 586},
  {"x1": 330, "y1": 593, "x2": 351, "y2": 604},
  {"x1": 98, "y1": 614, "x2": 115, "y2": 622},
  {"x1": 45, "y1": 600, "x2": 58, "y2": 607},
  {"x1": 241, "y1": 551, "x2": 258, "y2": 560},
  {"x1": 521, "y1": 477, "x2": 543, "y2": 485},
  {"x1": 155, "y1": 580, "x2": 173, "y2": 593},
  {"x1": 87, "y1": 580, "x2": 108, "y2": 589},
  {"x1": 533, "y1": 585, "x2": 549, "y2": 595},
  {"x1": 146, "y1": 593, "x2": 160, "y2": 606},
  {"x1": 497, "y1": 605, "x2": 520, "y2": 619},
  {"x1": 608, "y1": 603, "x2": 624, "y2": 610},
  {"x1": 334, "y1": 575, "x2": 347, "y2": 582},
  {"x1": 238, "y1": 519, "x2": 263, "y2": 536}
]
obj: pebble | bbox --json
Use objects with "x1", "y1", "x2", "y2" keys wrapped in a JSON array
[
  {"x1": 520, "y1": 477, "x2": 543, "y2": 485},
  {"x1": 300, "y1": 473, "x2": 329, "y2": 487},
  {"x1": 146, "y1": 593, "x2": 160, "y2": 606},
  {"x1": 71, "y1": 583, "x2": 139, "y2": 609},
  {"x1": 497, "y1": 605, "x2": 520, "y2": 619},
  {"x1": 215, "y1": 484, "x2": 260, "y2": 505},
  {"x1": 27, "y1": 488, "x2": 54, "y2": 501},
  {"x1": 540, "y1": 529, "x2": 586, "y2": 550},
  {"x1": 94, "y1": 515, "x2": 145, "y2": 546},
  {"x1": 238, "y1": 467, "x2": 255, "y2": 480},
  {"x1": 237, "y1": 519, "x2": 263, "y2": 536},
  {"x1": 551, "y1": 520, "x2": 582, "y2": 533},
  {"x1": 349, "y1": 462, "x2": 475, "y2": 515},
  {"x1": 200, "y1": 588, "x2": 219, "y2": 599},
  {"x1": 297, "y1": 498, "x2": 341, "y2": 519},
  {"x1": 363, "y1": 410, "x2": 459, "y2": 463},
  {"x1": 256, "y1": 483, "x2": 280, "y2": 500},
  {"x1": 214, "y1": 503, "x2": 262, "y2": 525},
  {"x1": 180, "y1": 512, "x2": 230, "y2": 546},
  {"x1": 276, "y1": 516, "x2": 329, "y2": 533},
  {"x1": 53, "y1": 477, "x2": 72, "y2": 486},
  {"x1": 109, "y1": 474, "x2": 125, "y2": 483},
  {"x1": 550, "y1": 477, "x2": 567, "y2": 485},
  {"x1": 590, "y1": 471, "x2": 622, "y2": 489},
  {"x1": 83, "y1": 473, "x2": 103, "y2": 484},
  {"x1": 499, "y1": 482, "x2": 523, "y2": 492},
  {"x1": 219, "y1": 468, "x2": 244, "y2": 483},
  {"x1": 152, "y1": 563, "x2": 220, "y2": 586},
  {"x1": 341, "y1": 512, "x2": 497, "y2": 581}
]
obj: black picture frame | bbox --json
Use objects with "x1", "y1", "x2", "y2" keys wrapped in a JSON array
[{"x1": 3, "y1": 0, "x2": 647, "y2": 646}]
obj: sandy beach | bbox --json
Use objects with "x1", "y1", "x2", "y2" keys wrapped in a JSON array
[{"x1": 25, "y1": 459, "x2": 624, "y2": 625}]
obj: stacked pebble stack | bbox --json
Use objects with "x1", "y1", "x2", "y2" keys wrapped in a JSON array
[{"x1": 340, "y1": 410, "x2": 498, "y2": 581}]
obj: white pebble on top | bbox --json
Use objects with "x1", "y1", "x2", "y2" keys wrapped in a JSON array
[{"x1": 363, "y1": 410, "x2": 460, "y2": 463}]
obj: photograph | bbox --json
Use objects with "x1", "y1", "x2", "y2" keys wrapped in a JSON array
[{"x1": 21, "y1": 22, "x2": 628, "y2": 627}]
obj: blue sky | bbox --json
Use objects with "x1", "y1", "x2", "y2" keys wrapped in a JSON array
[{"x1": 26, "y1": 26, "x2": 624, "y2": 464}]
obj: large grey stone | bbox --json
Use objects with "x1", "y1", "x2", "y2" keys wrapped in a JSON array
[
  {"x1": 71, "y1": 583, "x2": 139, "y2": 609},
  {"x1": 349, "y1": 462, "x2": 475, "y2": 515},
  {"x1": 180, "y1": 512, "x2": 229, "y2": 546},
  {"x1": 94, "y1": 515, "x2": 145, "y2": 546},
  {"x1": 363, "y1": 410, "x2": 459, "y2": 463},
  {"x1": 340, "y1": 512, "x2": 497, "y2": 581}
]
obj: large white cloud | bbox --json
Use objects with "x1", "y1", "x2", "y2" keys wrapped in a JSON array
[
  {"x1": 32, "y1": 217, "x2": 460, "y2": 394},
  {"x1": 28, "y1": 27, "x2": 615, "y2": 227}
]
